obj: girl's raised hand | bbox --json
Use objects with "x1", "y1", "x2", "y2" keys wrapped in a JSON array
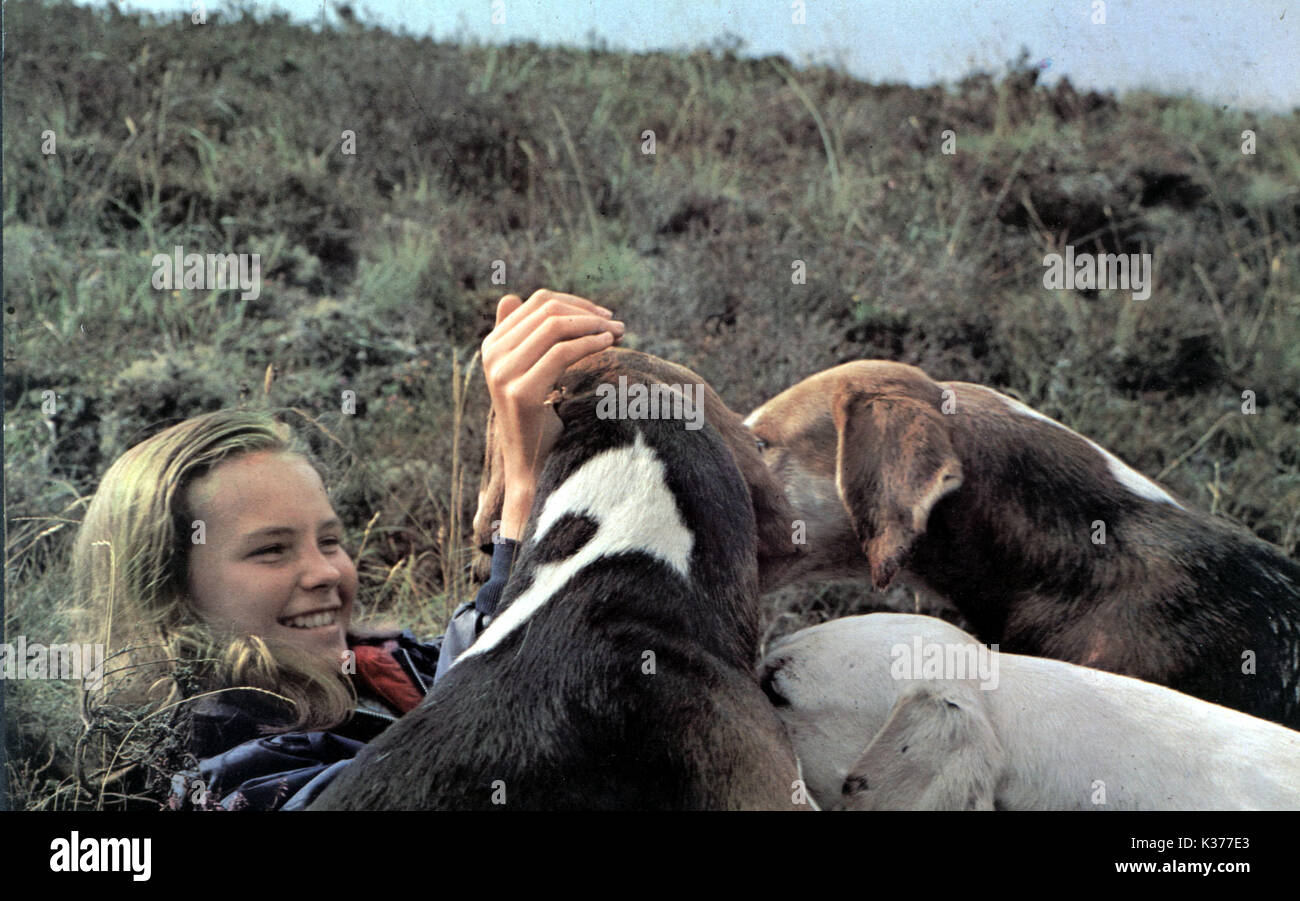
[{"x1": 480, "y1": 289, "x2": 624, "y2": 538}]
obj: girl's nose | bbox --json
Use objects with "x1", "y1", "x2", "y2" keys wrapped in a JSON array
[{"x1": 300, "y1": 543, "x2": 343, "y2": 589}]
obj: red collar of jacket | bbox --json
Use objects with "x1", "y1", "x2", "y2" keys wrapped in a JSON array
[{"x1": 351, "y1": 639, "x2": 425, "y2": 715}]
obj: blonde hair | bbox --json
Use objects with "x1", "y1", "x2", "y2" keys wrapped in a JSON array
[{"x1": 72, "y1": 409, "x2": 357, "y2": 732}]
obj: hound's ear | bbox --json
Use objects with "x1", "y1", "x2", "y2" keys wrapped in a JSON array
[
  {"x1": 837, "y1": 682, "x2": 1002, "y2": 811},
  {"x1": 471, "y1": 404, "x2": 505, "y2": 562},
  {"x1": 833, "y1": 387, "x2": 962, "y2": 590},
  {"x1": 712, "y1": 402, "x2": 806, "y2": 569},
  {"x1": 733, "y1": 431, "x2": 807, "y2": 568}
]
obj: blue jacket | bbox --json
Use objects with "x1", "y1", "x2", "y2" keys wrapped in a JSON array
[{"x1": 169, "y1": 539, "x2": 519, "y2": 810}]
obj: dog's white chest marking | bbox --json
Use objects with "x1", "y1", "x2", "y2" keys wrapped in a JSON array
[
  {"x1": 457, "y1": 432, "x2": 694, "y2": 663},
  {"x1": 997, "y1": 394, "x2": 1183, "y2": 508}
]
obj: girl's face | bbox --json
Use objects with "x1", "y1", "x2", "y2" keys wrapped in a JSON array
[{"x1": 185, "y1": 450, "x2": 357, "y2": 665}]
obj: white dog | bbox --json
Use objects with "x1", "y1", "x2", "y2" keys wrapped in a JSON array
[{"x1": 761, "y1": 614, "x2": 1300, "y2": 810}]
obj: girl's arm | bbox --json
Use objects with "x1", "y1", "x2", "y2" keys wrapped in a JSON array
[
  {"x1": 434, "y1": 290, "x2": 623, "y2": 681},
  {"x1": 431, "y1": 537, "x2": 517, "y2": 682}
]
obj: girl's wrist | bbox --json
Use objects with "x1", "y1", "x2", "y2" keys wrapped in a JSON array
[{"x1": 499, "y1": 484, "x2": 536, "y2": 541}]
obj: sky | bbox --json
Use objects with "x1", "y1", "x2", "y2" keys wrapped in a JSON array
[{"x1": 79, "y1": 1, "x2": 1300, "y2": 113}]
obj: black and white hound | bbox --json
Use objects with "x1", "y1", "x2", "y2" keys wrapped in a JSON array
[{"x1": 314, "y1": 355, "x2": 805, "y2": 810}]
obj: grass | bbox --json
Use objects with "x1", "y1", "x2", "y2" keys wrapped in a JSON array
[{"x1": 4, "y1": 0, "x2": 1299, "y2": 809}]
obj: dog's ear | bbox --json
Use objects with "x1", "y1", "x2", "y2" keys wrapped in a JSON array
[
  {"x1": 833, "y1": 387, "x2": 962, "y2": 590},
  {"x1": 713, "y1": 408, "x2": 806, "y2": 568},
  {"x1": 837, "y1": 681, "x2": 1001, "y2": 811},
  {"x1": 471, "y1": 404, "x2": 505, "y2": 564}
]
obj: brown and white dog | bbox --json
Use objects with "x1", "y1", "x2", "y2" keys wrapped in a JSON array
[{"x1": 746, "y1": 360, "x2": 1300, "y2": 727}]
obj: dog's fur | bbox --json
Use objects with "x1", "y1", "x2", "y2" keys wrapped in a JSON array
[
  {"x1": 761, "y1": 614, "x2": 1300, "y2": 810},
  {"x1": 746, "y1": 360, "x2": 1300, "y2": 726},
  {"x1": 313, "y1": 353, "x2": 804, "y2": 809}
]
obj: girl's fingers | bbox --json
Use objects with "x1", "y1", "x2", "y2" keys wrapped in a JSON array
[
  {"x1": 529, "y1": 290, "x2": 613, "y2": 318},
  {"x1": 486, "y1": 298, "x2": 599, "y2": 363},
  {"x1": 501, "y1": 314, "x2": 623, "y2": 390},
  {"x1": 486, "y1": 299, "x2": 587, "y2": 382},
  {"x1": 504, "y1": 331, "x2": 617, "y2": 416},
  {"x1": 495, "y1": 294, "x2": 523, "y2": 326},
  {"x1": 493, "y1": 289, "x2": 612, "y2": 340},
  {"x1": 532, "y1": 330, "x2": 617, "y2": 386}
]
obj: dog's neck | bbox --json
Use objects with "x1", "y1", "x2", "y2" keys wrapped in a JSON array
[{"x1": 482, "y1": 393, "x2": 763, "y2": 670}]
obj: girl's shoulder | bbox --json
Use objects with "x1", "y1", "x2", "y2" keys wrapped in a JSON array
[
  {"x1": 180, "y1": 686, "x2": 405, "y2": 811},
  {"x1": 176, "y1": 632, "x2": 447, "y2": 810},
  {"x1": 189, "y1": 688, "x2": 295, "y2": 759}
]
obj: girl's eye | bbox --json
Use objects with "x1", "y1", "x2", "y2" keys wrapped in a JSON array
[
  {"x1": 321, "y1": 537, "x2": 342, "y2": 549},
  {"x1": 251, "y1": 544, "x2": 286, "y2": 557}
]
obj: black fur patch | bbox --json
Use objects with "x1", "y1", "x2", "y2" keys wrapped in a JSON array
[{"x1": 530, "y1": 513, "x2": 600, "y2": 565}]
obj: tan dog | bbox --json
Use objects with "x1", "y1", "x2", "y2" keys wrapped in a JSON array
[
  {"x1": 745, "y1": 360, "x2": 1300, "y2": 727},
  {"x1": 473, "y1": 348, "x2": 804, "y2": 586}
]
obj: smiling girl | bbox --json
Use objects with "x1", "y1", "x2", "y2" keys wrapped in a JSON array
[{"x1": 71, "y1": 290, "x2": 622, "y2": 809}]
